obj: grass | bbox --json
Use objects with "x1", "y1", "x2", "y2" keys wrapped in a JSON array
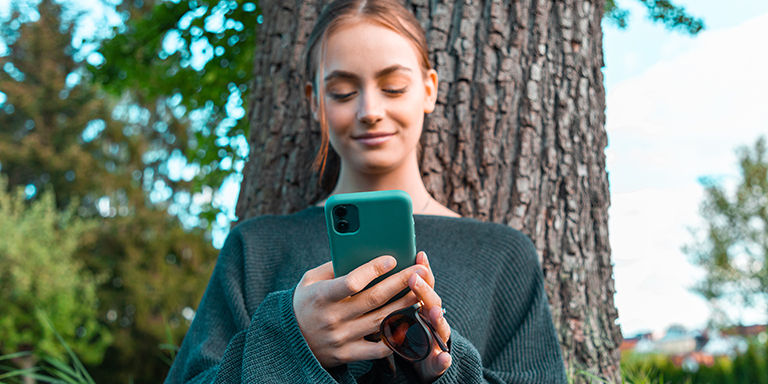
[
  {"x1": 0, "y1": 312, "x2": 181, "y2": 384},
  {"x1": 0, "y1": 314, "x2": 95, "y2": 384}
]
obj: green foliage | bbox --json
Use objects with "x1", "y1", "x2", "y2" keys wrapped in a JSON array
[
  {"x1": 605, "y1": 0, "x2": 631, "y2": 29},
  {"x1": 88, "y1": 0, "x2": 258, "y2": 227},
  {"x1": 621, "y1": 353, "x2": 688, "y2": 383},
  {"x1": 0, "y1": 177, "x2": 111, "y2": 364},
  {"x1": 733, "y1": 342, "x2": 767, "y2": 384},
  {"x1": 636, "y1": 0, "x2": 704, "y2": 34},
  {"x1": 157, "y1": 314, "x2": 180, "y2": 367},
  {"x1": 1, "y1": 314, "x2": 100, "y2": 384},
  {"x1": 685, "y1": 137, "x2": 768, "y2": 325},
  {"x1": 0, "y1": 1, "x2": 219, "y2": 382},
  {"x1": 620, "y1": 340, "x2": 768, "y2": 384},
  {"x1": 0, "y1": 351, "x2": 40, "y2": 382},
  {"x1": 605, "y1": 0, "x2": 704, "y2": 34},
  {"x1": 0, "y1": 314, "x2": 180, "y2": 384}
]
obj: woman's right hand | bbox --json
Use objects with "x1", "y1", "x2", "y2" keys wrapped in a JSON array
[{"x1": 293, "y1": 256, "x2": 429, "y2": 368}]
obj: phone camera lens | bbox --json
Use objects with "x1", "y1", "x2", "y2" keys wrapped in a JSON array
[
  {"x1": 334, "y1": 205, "x2": 347, "y2": 217},
  {"x1": 336, "y1": 220, "x2": 349, "y2": 232}
]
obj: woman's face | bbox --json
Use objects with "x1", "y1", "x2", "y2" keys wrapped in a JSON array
[{"x1": 308, "y1": 21, "x2": 438, "y2": 175}]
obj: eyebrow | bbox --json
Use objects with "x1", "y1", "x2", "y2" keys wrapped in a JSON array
[{"x1": 324, "y1": 64, "x2": 412, "y2": 82}]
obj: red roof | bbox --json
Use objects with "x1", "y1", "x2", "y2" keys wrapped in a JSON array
[{"x1": 722, "y1": 324, "x2": 766, "y2": 336}]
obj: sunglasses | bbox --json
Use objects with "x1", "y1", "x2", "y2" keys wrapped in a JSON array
[{"x1": 379, "y1": 302, "x2": 449, "y2": 362}]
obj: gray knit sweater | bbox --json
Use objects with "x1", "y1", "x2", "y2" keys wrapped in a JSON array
[{"x1": 164, "y1": 206, "x2": 567, "y2": 383}]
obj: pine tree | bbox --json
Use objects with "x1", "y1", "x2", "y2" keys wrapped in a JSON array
[{"x1": 0, "y1": 1, "x2": 218, "y2": 382}]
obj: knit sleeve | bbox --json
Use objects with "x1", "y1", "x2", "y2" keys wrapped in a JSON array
[
  {"x1": 163, "y1": 228, "x2": 357, "y2": 384},
  {"x1": 432, "y1": 229, "x2": 567, "y2": 384},
  {"x1": 433, "y1": 290, "x2": 567, "y2": 384}
]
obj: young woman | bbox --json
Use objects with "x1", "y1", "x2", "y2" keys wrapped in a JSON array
[{"x1": 165, "y1": 0, "x2": 566, "y2": 382}]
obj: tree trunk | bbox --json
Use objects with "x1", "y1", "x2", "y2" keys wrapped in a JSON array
[{"x1": 236, "y1": 0, "x2": 622, "y2": 380}]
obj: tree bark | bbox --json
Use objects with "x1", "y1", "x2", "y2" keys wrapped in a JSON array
[{"x1": 236, "y1": 0, "x2": 622, "y2": 380}]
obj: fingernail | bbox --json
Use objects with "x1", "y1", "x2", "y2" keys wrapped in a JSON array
[
  {"x1": 384, "y1": 257, "x2": 396, "y2": 269},
  {"x1": 413, "y1": 274, "x2": 423, "y2": 287},
  {"x1": 423, "y1": 252, "x2": 429, "y2": 265}
]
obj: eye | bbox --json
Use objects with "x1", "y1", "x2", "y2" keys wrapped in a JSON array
[
  {"x1": 329, "y1": 92, "x2": 356, "y2": 101},
  {"x1": 383, "y1": 87, "x2": 407, "y2": 96}
]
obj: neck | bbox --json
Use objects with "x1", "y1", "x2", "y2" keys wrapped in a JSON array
[{"x1": 327, "y1": 153, "x2": 432, "y2": 212}]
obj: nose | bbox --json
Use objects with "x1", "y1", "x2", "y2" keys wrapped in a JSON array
[{"x1": 356, "y1": 91, "x2": 384, "y2": 125}]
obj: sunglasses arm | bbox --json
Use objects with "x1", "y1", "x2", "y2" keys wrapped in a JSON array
[{"x1": 422, "y1": 317, "x2": 450, "y2": 353}]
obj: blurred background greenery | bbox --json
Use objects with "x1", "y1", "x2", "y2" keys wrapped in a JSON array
[{"x1": 0, "y1": 0, "x2": 259, "y2": 381}]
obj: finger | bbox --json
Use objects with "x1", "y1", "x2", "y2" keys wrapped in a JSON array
[
  {"x1": 350, "y1": 291, "x2": 420, "y2": 340},
  {"x1": 415, "y1": 251, "x2": 435, "y2": 288},
  {"x1": 299, "y1": 261, "x2": 335, "y2": 286},
  {"x1": 409, "y1": 273, "x2": 442, "y2": 312},
  {"x1": 414, "y1": 350, "x2": 452, "y2": 383},
  {"x1": 427, "y1": 352, "x2": 452, "y2": 379},
  {"x1": 335, "y1": 339, "x2": 394, "y2": 365},
  {"x1": 428, "y1": 304, "x2": 451, "y2": 346},
  {"x1": 327, "y1": 256, "x2": 396, "y2": 301},
  {"x1": 354, "y1": 264, "x2": 428, "y2": 313}
]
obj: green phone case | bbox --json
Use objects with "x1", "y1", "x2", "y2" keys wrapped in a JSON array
[{"x1": 325, "y1": 190, "x2": 417, "y2": 286}]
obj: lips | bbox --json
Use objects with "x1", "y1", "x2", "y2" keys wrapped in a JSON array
[
  {"x1": 353, "y1": 132, "x2": 395, "y2": 146},
  {"x1": 353, "y1": 132, "x2": 395, "y2": 139}
]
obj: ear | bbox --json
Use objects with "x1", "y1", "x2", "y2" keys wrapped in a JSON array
[
  {"x1": 422, "y1": 69, "x2": 439, "y2": 114},
  {"x1": 305, "y1": 81, "x2": 319, "y2": 121}
]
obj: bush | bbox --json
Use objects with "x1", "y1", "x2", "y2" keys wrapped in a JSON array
[
  {"x1": 621, "y1": 340, "x2": 768, "y2": 384},
  {"x1": 0, "y1": 177, "x2": 111, "y2": 367}
]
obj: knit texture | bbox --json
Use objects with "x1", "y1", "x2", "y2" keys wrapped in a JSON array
[{"x1": 165, "y1": 206, "x2": 567, "y2": 383}]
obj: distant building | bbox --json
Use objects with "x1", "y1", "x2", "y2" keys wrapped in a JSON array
[
  {"x1": 722, "y1": 324, "x2": 766, "y2": 337},
  {"x1": 622, "y1": 324, "x2": 758, "y2": 370},
  {"x1": 620, "y1": 332, "x2": 652, "y2": 353},
  {"x1": 654, "y1": 325, "x2": 697, "y2": 356}
]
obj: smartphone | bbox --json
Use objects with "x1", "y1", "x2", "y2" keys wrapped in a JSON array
[{"x1": 325, "y1": 190, "x2": 417, "y2": 290}]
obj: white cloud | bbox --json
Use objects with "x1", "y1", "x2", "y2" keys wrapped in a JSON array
[
  {"x1": 607, "y1": 12, "x2": 768, "y2": 192},
  {"x1": 607, "y1": 11, "x2": 768, "y2": 335},
  {"x1": 611, "y1": 185, "x2": 709, "y2": 335}
]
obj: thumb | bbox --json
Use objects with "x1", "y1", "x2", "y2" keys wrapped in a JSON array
[{"x1": 299, "y1": 261, "x2": 335, "y2": 286}]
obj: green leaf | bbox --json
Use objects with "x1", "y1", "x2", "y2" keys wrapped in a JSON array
[
  {"x1": 41, "y1": 357, "x2": 79, "y2": 381},
  {"x1": 0, "y1": 367, "x2": 40, "y2": 380},
  {"x1": 39, "y1": 312, "x2": 96, "y2": 384},
  {"x1": 637, "y1": 0, "x2": 704, "y2": 35},
  {"x1": 0, "y1": 352, "x2": 33, "y2": 362},
  {"x1": 158, "y1": 343, "x2": 180, "y2": 352}
]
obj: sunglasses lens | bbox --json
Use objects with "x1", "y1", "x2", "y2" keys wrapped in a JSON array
[{"x1": 382, "y1": 313, "x2": 430, "y2": 360}]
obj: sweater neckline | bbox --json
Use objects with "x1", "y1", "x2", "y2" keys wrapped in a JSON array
[{"x1": 302, "y1": 205, "x2": 468, "y2": 221}]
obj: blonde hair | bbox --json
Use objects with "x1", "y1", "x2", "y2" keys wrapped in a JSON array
[{"x1": 303, "y1": 0, "x2": 431, "y2": 179}]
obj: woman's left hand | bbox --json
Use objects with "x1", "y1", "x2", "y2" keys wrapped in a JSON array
[{"x1": 409, "y1": 251, "x2": 452, "y2": 383}]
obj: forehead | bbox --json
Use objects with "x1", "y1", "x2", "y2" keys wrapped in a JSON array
[{"x1": 322, "y1": 21, "x2": 422, "y2": 77}]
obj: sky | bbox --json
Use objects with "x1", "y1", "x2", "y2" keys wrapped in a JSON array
[
  {"x1": 603, "y1": 0, "x2": 768, "y2": 336},
  {"x1": 2, "y1": 0, "x2": 768, "y2": 338}
]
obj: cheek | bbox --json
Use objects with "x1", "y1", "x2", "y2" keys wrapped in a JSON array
[
  {"x1": 324, "y1": 102, "x2": 356, "y2": 135},
  {"x1": 389, "y1": 95, "x2": 426, "y2": 134}
]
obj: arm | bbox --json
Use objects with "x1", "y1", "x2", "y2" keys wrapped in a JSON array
[
  {"x1": 408, "y1": 236, "x2": 567, "y2": 384},
  {"x1": 434, "y1": 282, "x2": 566, "y2": 384},
  {"x1": 164, "y1": 229, "x2": 356, "y2": 384}
]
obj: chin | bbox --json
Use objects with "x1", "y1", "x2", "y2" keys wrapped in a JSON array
[{"x1": 348, "y1": 155, "x2": 405, "y2": 174}]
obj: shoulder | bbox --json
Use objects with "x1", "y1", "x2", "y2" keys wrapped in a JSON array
[
  {"x1": 416, "y1": 216, "x2": 540, "y2": 268},
  {"x1": 229, "y1": 206, "x2": 324, "y2": 237},
  {"x1": 417, "y1": 216, "x2": 536, "y2": 252},
  {"x1": 219, "y1": 207, "x2": 325, "y2": 255}
]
